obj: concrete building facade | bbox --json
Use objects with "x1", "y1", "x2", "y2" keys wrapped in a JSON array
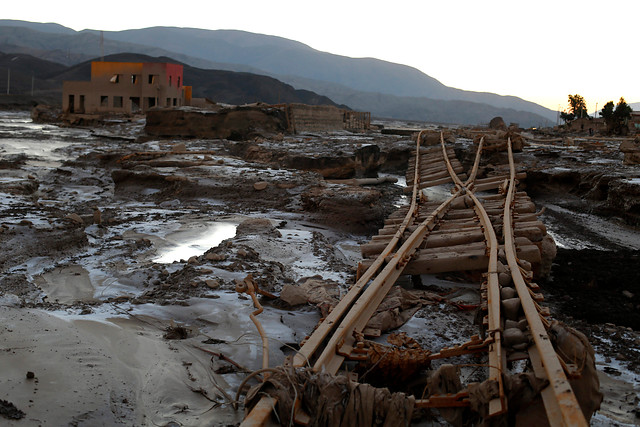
[{"x1": 63, "y1": 62, "x2": 190, "y2": 114}]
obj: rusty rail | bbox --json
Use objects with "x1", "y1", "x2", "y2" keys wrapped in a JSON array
[{"x1": 502, "y1": 138, "x2": 587, "y2": 427}]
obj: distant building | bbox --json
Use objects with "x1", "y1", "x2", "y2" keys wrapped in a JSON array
[{"x1": 62, "y1": 61, "x2": 191, "y2": 114}]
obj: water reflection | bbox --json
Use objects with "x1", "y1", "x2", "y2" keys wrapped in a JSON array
[{"x1": 155, "y1": 222, "x2": 237, "y2": 263}]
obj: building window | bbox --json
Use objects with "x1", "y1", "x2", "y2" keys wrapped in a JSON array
[
  {"x1": 110, "y1": 74, "x2": 120, "y2": 83},
  {"x1": 173, "y1": 98, "x2": 177, "y2": 106},
  {"x1": 177, "y1": 76, "x2": 181, "y2": 87},
  {"x1": 169, "y1": 76, "x2": 172, "y2": 86},
  {"x1": 100, "y1": 95, "x2": 108, "y2": 107},
  {"x1": 148, "y1": 75, "x2": 157, "y2": 85},
  {"x1": 113, "y1": 96, "x2": 123, "y2": 108},
  {"x1": 131, "y1": 75, "x2": 139, "y2": 84},
  {"x1": 166, "y1": 98, "x2": 171, "y2": 106},
  {"x1": 147, "y1": 97, "x2": 156, "y2": 108}
]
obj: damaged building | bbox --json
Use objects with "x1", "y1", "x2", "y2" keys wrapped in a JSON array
[{"x1": 62, "y1": 61, "x2": 192, "y2": 115}]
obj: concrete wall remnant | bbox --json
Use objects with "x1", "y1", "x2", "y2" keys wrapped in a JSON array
[{"x1": 278, "y1": 104, "x2": 370, "y2": 133}]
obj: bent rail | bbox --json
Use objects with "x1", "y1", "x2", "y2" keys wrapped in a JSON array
[{"x1": 239, "y1": 132, "x2": 591, "y2": 426}]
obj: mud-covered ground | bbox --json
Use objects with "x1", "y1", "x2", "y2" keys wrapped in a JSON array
[{"x1": 1, "y1": 111, "x2": 639, "y2": 425}]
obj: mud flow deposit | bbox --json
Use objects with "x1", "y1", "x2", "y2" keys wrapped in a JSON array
[{"x1": 0, "y1": 111, "x2": 639, "y2": 426}]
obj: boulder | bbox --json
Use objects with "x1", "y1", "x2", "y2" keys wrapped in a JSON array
[
  {"x1": 620, "y1": 137, "x2": 640, "y2": 165},
  {"x1": 235, "y1": 218, "x2": 281, "y2": 238},
  {"x1": 489, "y1": 117, "x2": 507, "y2": 130}
]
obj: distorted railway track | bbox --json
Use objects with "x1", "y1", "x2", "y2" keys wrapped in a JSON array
[{"x1": 238, "y1": 131, "x2": 599, "y2": 426}]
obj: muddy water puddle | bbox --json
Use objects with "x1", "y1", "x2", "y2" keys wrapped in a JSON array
[{"x1": 153, "y1": 221, "x2": 238, "y2": 263}]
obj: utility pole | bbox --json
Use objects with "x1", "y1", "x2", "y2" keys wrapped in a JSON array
[{"x1": 595, "y1": 102, "x2": 598, "y2": 119}]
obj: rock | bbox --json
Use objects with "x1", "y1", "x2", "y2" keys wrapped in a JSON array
[
  {"x1": 622, "y1": 290, "x2": 634, "y2": 299},
  {"x1": 498, "y1": 272, "x2": 512, "y2": 287},
  {"x1": 502, "y1": 297, "x2": 521, "y2": 320},
  {"x1": 172, "y1": 142, "x2": 187, "y2": 153},
  {"x1": 489, "y1": 117, "x2": 507, "y2": 131},
  {"x1": 620, "y1": 137, "x2": 640, "y2": 165},
  {"x1": 279, "y1": 277, "x2": 340, "y2": 308},
  {"x1": 205, "y1": 279, "x2": 220, "y2": 289},
  {"x1": 253, "y1": 181, "x2": 268, "y2": 191},
  {"x1": 503, "y1": 328, "x2": 528, "y2": 346},
  {"x1": 505, "y1": 319, "x2": 520, "y2": 330},
  {"x1": 537, "y1": 234, "x2": 557, "y2": 279},
  {"x1": 279, "y1": 284, "x2": 308, "y2": 306},
  {"x1": 26, "y1": 371, "x2": 35, "y2": 379},
  {"x1": 500, "y1": 286, "x2": 517, "y2": 300},
  {"x1": 518, "y1": 259, "x2": 532, "y2": 271},
  {"x1": 187, "y1": 256, "x2": 199, "y2": 265},
  {"x1": 237, "y1": 249, "x2": 248, "y2": 258},
  {"x1": 65, "y1": 213, "x2": 84, "y2": 225},
  {"x1": 93, "y1": 208, "x2": 102, "y2": 225},
  {"x1": 517, "y1": 319, "x2": 528, "y2": 331},
  {"x1": 205, "y1": 253, "x2": 227, "y2": 261},
  {"x1": 235, "y1": 218, "x2": 281, "y2": 238}
]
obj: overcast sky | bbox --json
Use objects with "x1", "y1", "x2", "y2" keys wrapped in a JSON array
[{"x1": 4, "y1": 0, "x2": 638, "y2": 112}]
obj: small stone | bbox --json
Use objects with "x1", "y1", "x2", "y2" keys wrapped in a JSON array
[
  {"x1": 19, "y1": 219, "x2": 33, "y2": 226},
  {"x1": 187, "y1": 256, "x2": 199, "y2": 265},
  {"x1": 500, "y1": 286, "x2": 517, "y2": 300},
  {"x1": 237, "y1": 249, "x2": 248, "y2": 258},
  {"x1": 26, "y1": 371, "x2": 35, "y2": 379},
  {"x1": 505, "y1": 320, "x2": 519, "y2": 330},
  {"x1": 198, "y1": 268, "x2": 213, "y2": 274},
  {"x1": 205, "y1": 253, "x2": 226, "y2": 261},
  {"x1": 518, "y1": 259, "x2": 532, "y2": 271},
  {"x1": 253, "y1": 181, "x2": 268, "y2": 191},
  {"x1": 172, "y1": 143, "x2": 187, "y2": 153},
  {"x1": 503, "y1": 328, "x2": 527, "y2": 346},
  {"x1": 190, "y1": 281, "x2": 199, "y2": 288},
  {"x1": 496, "y1": 262, "x2": 508, "y2": 274},
  {"x1": 27, "y1": 175, "x2": 36, "y2": 180},
  {"x1": 93, "y1": 208, "x2": 102, "y2": 225},
  {"x1": 502, "y1": 297, "x2": 521, "y2": 320},
  {"x1": 517, "y1": 319, "x2": 528, "y2": 331},
  {"x1": 217, "y1": 159, "x2": 224, "y2": 165},
  {"x1": 622, "y1": 290, "x2": 634, "y2": 299},
  {"x1": 498, "y1": 272, "x2": 512, "y2": 287},
  {"x1": 65, "y1": 213, "x2": 84, "y2": 225},
  {"x1": 205, "y1": 279, "x2": 220, "y2": 289}
]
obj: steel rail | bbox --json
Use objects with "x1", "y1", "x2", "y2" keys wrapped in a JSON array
[
  {"x1": 502, "y1": 138, "x2": 588, "y2": 427},
  {"x1": 439, "y1": 134, "x2": 507, "y2": 416},
  {"x1": 291, "y1": 130, "x2": 428, "y2": 368}
]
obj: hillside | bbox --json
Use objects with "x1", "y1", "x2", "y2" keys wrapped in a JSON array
[{"x1": 0, "y1": 20, "x2": 556, "y2": 126}]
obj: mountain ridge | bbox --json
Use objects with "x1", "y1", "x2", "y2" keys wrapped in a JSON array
[{"x1": 0, "y1": 20, "x2": 555, "y2": 126}]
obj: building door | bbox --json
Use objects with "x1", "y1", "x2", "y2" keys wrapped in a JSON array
[
  {"x1": 79, "y1": 95, "x2": 85, "y2": 113},
  {"x1": 130, "y1": 97, "x2": 140, "y2": 113},
  {"x1": 68, "y1": 94, "x2": 75, "y2": 113}
]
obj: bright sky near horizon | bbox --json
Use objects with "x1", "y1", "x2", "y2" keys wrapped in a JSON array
[{"x1": 4, "y1": 0, "x2": 638, "y2": 112}]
